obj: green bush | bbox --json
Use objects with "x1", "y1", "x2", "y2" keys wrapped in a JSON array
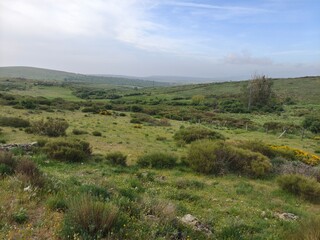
[
  {"x1": 106, "y1": 152, "x2": 127, "y2": 166},
  {"x1": 46, "y1": 194, "x2": 68, "y2": 212},
  {"x1": 30, "y1": 118, "x2": 69, "y2": 137},
  {"x1": 0, "y1": 116, "x2": 30, "y2": 128},
  {"x1": 92, "y1": 131, "x2": 102, "y2": 136},
  {"x1": 79, "y1": 184, "x2": 111, "y2": 200},
  {"x1": 137, "y1": 152, "x2": 177, "y2": 169},
  {"x1": 187, "y1": 140, "x2": 228, "y2": 174},
  {"x1": 72, "y1": 129, "x2": 88, "y2": 135},
  {"x1": 61, "y1": 195, "x2": 118, "y2": 239},
  {"x1": 174, "y1": 126, "x2": 225, "y2": 144},
  {"x1": 188, "y1": 140, "x2": 272, "y2": 177},
  {"x1": 43, "y1": 140, "x2": 91, "y2": 162},
  {"x1": 0, "y1": 151, "x2": 16, "y2": 175},
  {"x1": 15, "y1": 158, "x2": 46, "y2": 188},
  {"x1": 285, "y1": 216, "x2": 320, "y2": 240},
  {"x1": 235, "y1": 140, "x2": 276, "y2": 158},
  {"x1": 12, "y1": 208, "x2": 28, "y2": 224},
  {"x1": 277, "y1": 174, "x2": 320, "y2": 203},
  {"x1": 303, "y1": 115, "x2": 320, "y2": 134}
]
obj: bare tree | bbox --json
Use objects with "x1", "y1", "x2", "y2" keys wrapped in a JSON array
[{"x1": 244, "y1": 74, "x2": 274, "y2": 111}]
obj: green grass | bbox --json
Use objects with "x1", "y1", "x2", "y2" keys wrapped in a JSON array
[{"x1": 0, "y1": 75, "x2": 319, "y2": 239}]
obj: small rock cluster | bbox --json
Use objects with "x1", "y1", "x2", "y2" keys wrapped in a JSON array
[
  {"x1": 0, "y1": 142, "x2": 37, "y2": 152},
  {"x1": 180, "y1": 214, "x2": 212, "y2": 235},
  {"x1": 275, "y1": 212, "x2": 298, "y2": 221}
]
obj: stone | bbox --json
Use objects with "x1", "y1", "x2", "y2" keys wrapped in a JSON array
[
  {"x1": 180, "y1": 214, "x2": 212, "y2": 235},
  {"x1": 275, "y1": 212, "x2": 298, "y2": 221}
]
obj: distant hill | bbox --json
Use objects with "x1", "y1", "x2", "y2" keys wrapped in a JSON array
[{"x1": 0, "y1": 66, "x2": 171, "y2": 87}]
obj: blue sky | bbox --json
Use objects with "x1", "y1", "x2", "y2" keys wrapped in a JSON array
[{"x1": 0, "y1": 0, "x2": 319, "y2": 80}]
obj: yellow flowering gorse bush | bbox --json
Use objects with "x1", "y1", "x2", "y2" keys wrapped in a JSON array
[{"x1": 271, "y1": 145, "x2": 320, "y2": 166}]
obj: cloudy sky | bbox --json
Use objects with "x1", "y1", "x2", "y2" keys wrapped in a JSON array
[{"x1": 0, "y1": 0, "x2": 319, "y2": 80}]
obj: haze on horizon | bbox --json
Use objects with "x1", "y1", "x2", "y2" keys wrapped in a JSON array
[{"x1": 0, "y1": 0, "x2": 319, "y2": 81}]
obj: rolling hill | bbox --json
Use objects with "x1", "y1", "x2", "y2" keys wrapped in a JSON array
[{"x1": 0, "y1": 66, "x2": 171, "y2": 87}]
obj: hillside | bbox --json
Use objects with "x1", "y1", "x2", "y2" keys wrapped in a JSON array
[{"x1": 0, "y1": 66, "x2": 171, "y2": 87}]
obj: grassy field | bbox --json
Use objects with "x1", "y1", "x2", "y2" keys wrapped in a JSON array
[{"x1": 0, "y1": 76, "x2": 320, "y2": 239}]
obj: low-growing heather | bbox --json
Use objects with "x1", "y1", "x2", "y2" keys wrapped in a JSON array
[
  {"x1": 106, "y1": 152, "x2": 127, "y2": 166},
  {"x1": 0, "y1": 116, "x2": 30, "y2": 128},
  {"x1": 29, "y1": 118, "x2": 69, "y2": 137},
  {"x1": 174, "y1": 126, "x2": 225, "y2": 144},
  {"x1": 0, "y1": 151, "x2": 16, "y2": 176},
  {"x1": 277, "y1": 174, "x2": 320, "y2": 203},
  {"x1": 43, "y1": 140, "x2": 91, "y2": 162},
  {"x1": 137, "y1": 152, "x2": 177, "y2": 169}
]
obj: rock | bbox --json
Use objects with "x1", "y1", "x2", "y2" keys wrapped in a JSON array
[
  {"x1": 180, "y1": 214, "x2": 212, "y2": 235},
  {"x1": 275, "y1": 212, "x2": 298, "y2": 221}
]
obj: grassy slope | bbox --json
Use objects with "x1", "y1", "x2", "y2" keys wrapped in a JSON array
[
  {"x1": 0, "y1": 76, "x2": 320, "y2": 239},
  {"x1": 0, "y1": 66, "x2": 170, "y2": 87}
]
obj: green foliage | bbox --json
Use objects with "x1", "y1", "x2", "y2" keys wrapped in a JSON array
[
  {"x1": 92, "y1": 131, "x2": 102, "y2": 136},
  {"x1": 173, "y1": 126, "x2": 225, "y2": 144},
  {"x1": 0, "y1": 116, "x2": 30, "y2": 128},
  {"x1": 303, "y1": 115, "x2": 320, "y2": 133},
  {"x1": 277, "y1": 174, "x2": 320, "y2": 203},
  {"x1": 15, "y1": 158, "x2": 46, "y2": 188},
  {"x1": 0, "y1": 151, "x2": 16, "y2": 175},
  {"x1": 243, "y1": 74, "x2": 282, "y2": 112},
  {"x1": 79, "y1": 184, "x2": 111, "y2": 201},
  {"x1": 12, "y1": 208, "x2": 28, "y2": 224},
  {"x1": 61, "y1": 195, "x2": 118, "y2": 239},
  {"x1": 43, "y1": 140, "x2": 91, "y2": 162},
  {"x1": 72, "y1": 129, "x2": 88, "y2": 135},
  {"x1": 217, "y1": 223, "x2": 259, "y2": 240},
  {"x1": 219, "y1": 99, "x2": 247, "y2": 113},
  {"x1": 285, "y1": 216, "x2": 320, "y2": 240},
  {"x1": 137, "y1": 152, "x2": 177, "y2": 169},
  {"x1": 30, "y1": 118, "x2": 69, "y2": 137},
  {"x1": 191, "y1": 95, "x2": 205, "y2": 105},
  {"x1": 235, "y1": 140, "x2": 276, "y2": 158},
  {"x1": 106, "y1": 152, "x2": 127, "y2": 166},
  {"x1": 188, "y1": 140, "x2": 272, "y2": 177},
  {"x1": 187, "y1": 140, "x2": 227, "y2": 175},
  {"x1": 235, "y1": 182, "x2": 254, "y2": 195},
  {"x1": 46, "y1": 194, "x2": 68, "y2": 212}
]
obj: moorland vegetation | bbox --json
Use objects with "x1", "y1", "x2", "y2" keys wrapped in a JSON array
[{"x1": 0, "y1": 71, "x2": 319, "y2": 239}]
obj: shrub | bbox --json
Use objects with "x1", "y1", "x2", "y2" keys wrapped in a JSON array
[
  {"x1": 188, "y1": 140, "x2": 272, "y2": 177},
  {"x1": 235, "y1": 140, "x2": 276, "y2": 158},
  {"x1": 273, "y1": 160, "x2": 320, "y2": 181},
  {"x1": 79, "y1": 184, "x2": 111, "y2": 200},
  {"x1": 12, "y1": 208, "x2": 28, "y2": 224},
  {"x1": 46, "y1": 194, "x2": 68, "y2": 212},
  {"x1": 187, "y1": 140, "x2": 228, "y2": 175},
  {"x1": 92, "y1": 131, "x2": 102, "y2": 136},
  {"x1": 0, "y1": 116, "x2": 30, "y2": 128},
  {"x1": 173, "y1": 126, "x2": 225, "y2": 144},
  {"x1": 106, "y1": 152, "x2": 127, "y2": 166},
  {"x1": 137, "y1": 152, "x2": 177, "y2": 169},
  {"x1": 30, "y1": 118, "x2": 69, "y2": 137},
  {"x1": 61, "y1": 195, "x2": 118, "y2": 239},
  {"x1": 271, "y1": 145, "x2": 320, "y2": 166},
  {"x1": 43, "y1": 140, "x2": 91, "y2": 162},
  {"x1": 303, "y1": 115, "x2": 320, "y2": 134},
  {"x1": 277, "y1": 174, "x2": 320, "y2": 203},
  {"x1": 15, "y1": 158, "x2": 46, "y2": 188},
  {"x1": 72, "y1": 129, "x2": 88, "y2": 135},
  {"x1": 0, "y1": 151, "x2": 16, "y2": 175},
  {"x1": 285, "y1": 216, "x2": 320, "y2": 240}
]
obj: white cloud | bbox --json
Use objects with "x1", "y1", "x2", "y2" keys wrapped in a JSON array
[{"x1": 224, "y1": 51, "x2": 273, "y2": 65}]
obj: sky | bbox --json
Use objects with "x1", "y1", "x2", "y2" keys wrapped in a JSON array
[{"x1": 0, "y1": 0, "x2": 319, "y2": 80}]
